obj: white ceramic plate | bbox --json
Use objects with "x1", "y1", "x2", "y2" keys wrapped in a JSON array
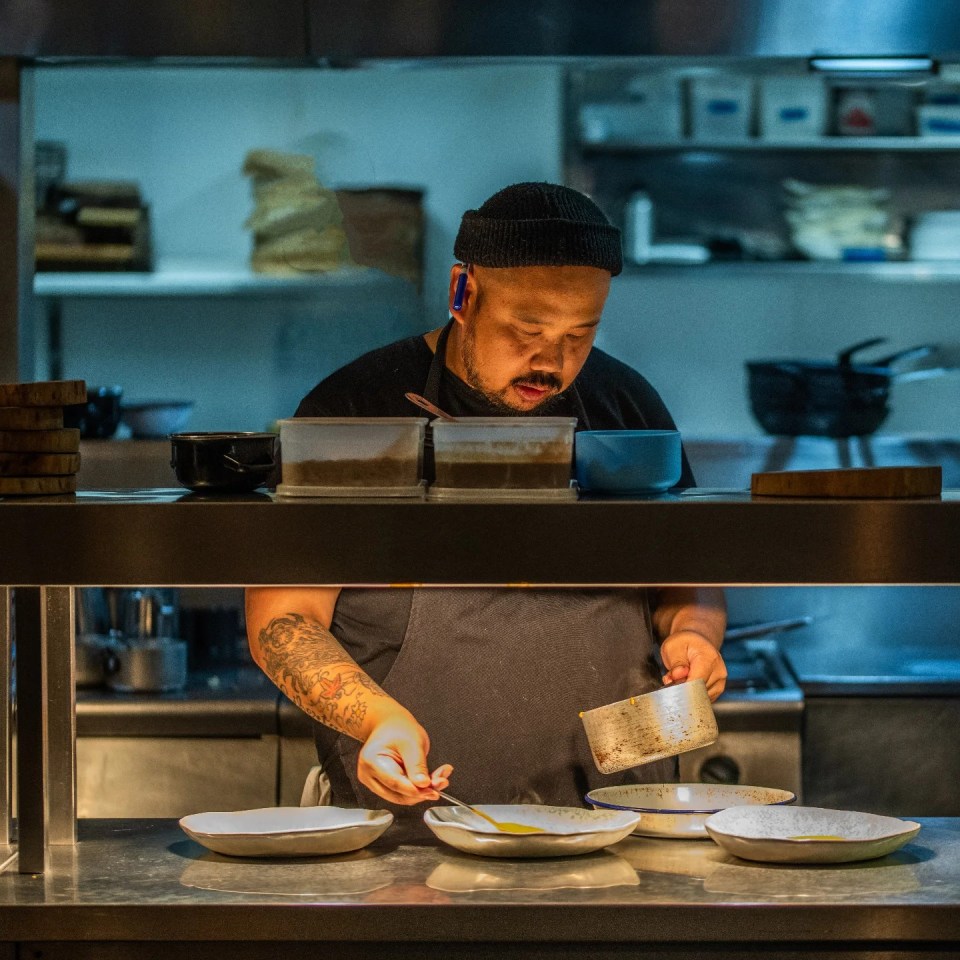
[
  {"x1": 704, "y1": 805, "x2": 921, "y2": 864},
  {"x1": 585, "y1": 783, "x2": 796, "y2": 839},
  {"x1": 423, "y1": 804, "x2": 641, "y2": 859},
  {"x1": 179, "y1": 806, "x2": 393, "y2": 858}
]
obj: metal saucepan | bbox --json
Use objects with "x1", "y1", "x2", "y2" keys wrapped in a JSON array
[
  {"x1": 580, "y1": 678, "x2": 718, "y2": 774},
  {"x1": 746, "y1": 338, "x2": 958, "y2": 437},
  {"x1": 170, "y1": 432, "x2": 278, "y2": 492}
]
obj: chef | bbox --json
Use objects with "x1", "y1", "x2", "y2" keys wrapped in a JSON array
[{"x1": 246, "y1": 182, "x2": 727, "y2": 814}]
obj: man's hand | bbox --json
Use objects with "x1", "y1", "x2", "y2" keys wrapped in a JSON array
[
  {"x1": 660, "y1": 629, "x2": 727, "y2": 701},
  {"x1": 358, "y1": 711, "x2": 453, "y2": 805}
]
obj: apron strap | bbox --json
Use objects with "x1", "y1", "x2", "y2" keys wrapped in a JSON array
[{"x1": 424, "y1": 319, "x2": 455, "y2": 406}]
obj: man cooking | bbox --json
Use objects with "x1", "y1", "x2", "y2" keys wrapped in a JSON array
[{"x1": 246, "y1": 181, "x2": 727, "y2": 814}]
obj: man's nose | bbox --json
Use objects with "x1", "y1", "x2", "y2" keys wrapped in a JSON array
[{"x1": 529, "y1": 340, "x2": 564, "y2": 372}]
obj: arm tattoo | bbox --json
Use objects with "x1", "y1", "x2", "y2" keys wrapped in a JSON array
[{"x1": 257, "y1": 613, "x2": 388, "y2": 738}]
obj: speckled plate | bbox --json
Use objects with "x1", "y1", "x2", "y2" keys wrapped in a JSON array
[
  {"x1": 423, "y1": 804, "x2": 641, "y2": 859},
  {"x1": 704, "y1": 805, "x2": 920, "y2": 864},
  {"x1": 179, "y1": 806, "x2": 393, "y2": 858},
  {"x1": 585, "y1": 783, "x2": 796, "y2": 839}
]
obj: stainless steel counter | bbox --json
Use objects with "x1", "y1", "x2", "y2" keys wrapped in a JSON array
[{"x1": 0, "y1": 818, "x2": 958, "y2": 954}]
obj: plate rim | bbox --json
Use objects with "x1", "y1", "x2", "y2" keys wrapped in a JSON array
[
  {"x1": 585, "y1": 784, "x2": 797, "y2": 816},
  {"x1": 179, "y1": 806, "x2": 393, "y2": 838}
]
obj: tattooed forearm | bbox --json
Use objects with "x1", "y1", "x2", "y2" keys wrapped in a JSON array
[{"x1": 257, "y1": 613, "x2": 389, "y2": 738}]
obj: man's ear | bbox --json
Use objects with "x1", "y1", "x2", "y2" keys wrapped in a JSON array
[{"x1": 447, "y1": 263, "x2": 473, "y2": 319}]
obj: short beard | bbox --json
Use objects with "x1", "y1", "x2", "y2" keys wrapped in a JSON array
[{"x1": 461, "y1": 323, "x2": 563, "y2": 414}]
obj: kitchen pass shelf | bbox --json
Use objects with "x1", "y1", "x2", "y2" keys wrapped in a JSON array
[
  {"x1": 33, "y1": 260, "x2": 409, "y2": 298},
  {"x1": 619, "y1": 260, "x2": 960, "y2": 280}
]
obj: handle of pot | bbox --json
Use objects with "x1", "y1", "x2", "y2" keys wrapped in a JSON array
[
  {"x1": 223, "y1": 455, "x2": 276, "y2": 475},
  {"x1": 103, "y1": 649, "x2": 121, "y2": 676},
  {"x1": 892, "y1": 366, "x2": 960, "y2": 384},
  {"x1": 837, "y1": 337, "x2": 887, "y2": 367},
  {"x1": 872, "y1": 344, "x2": 938, "y2": 369}
]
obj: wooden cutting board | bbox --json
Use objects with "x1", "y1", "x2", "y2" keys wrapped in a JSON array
[
  {"x1": 0, "y1": 452, "x2": 80, "y2": 476},
  {"x1": 0, "y1": 407, "x2": 64, "y2": 430},
  {"x1": 0, "y1": 380, "x2": 86, "y2": 407},
  {"x1": 0, "y1": 475, "x2": 77, "y2": 495},
  {"x1": 751, "y1": 466, "x2": 942, "y2": 499},
  {"x1": 0, "y1": 428, "x2": 80, "y2": 453}
]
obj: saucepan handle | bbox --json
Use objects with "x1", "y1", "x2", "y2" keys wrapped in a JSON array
[{"x1": 223, "y1": 455, "x2": 275, "y2": 475}]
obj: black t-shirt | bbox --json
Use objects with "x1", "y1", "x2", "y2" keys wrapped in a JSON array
[{"x1": 295, "y1": 327, "x2": 695, "y2": 486}]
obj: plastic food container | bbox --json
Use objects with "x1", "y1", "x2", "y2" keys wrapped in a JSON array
[
  {"x1": 689, "y1": 75, "x2": 754, "y2": 140},
  {"x1": 430, "y1": 417, "x2": 576, "y2": 497},
  {"x1": 276, "y1": 417, "x2": 427, "y2": 497},
  {"x1": 759, "y1": 75, "x2": 826, "y2": 140}
]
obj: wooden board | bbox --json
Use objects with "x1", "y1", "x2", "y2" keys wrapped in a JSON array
[
  {"x1": 0, "y1": 380, "x2": 86, "y2": 407},
  {"x1": 0, "y1": 475, "x2": 77, "y2": 495},
  {"x1": 0, "y1": 452, "x2": 80, "y2": 476},
  {"x1": 0, "y1": 428, "x2": 80, "y2": 453},
  {"x1": 751, "y1": 466, "x2": 942, "y2": 499},
  {"x1": 0, "y1": 407, "x2": 64, "y2": 430}
]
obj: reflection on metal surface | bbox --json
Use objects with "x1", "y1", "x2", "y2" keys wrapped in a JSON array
[
  {"x1": 179, "y1": 847, "x2": 394, "y2": 897},
  {"x1": 45, "y1": 586, "x2": 76, "y2": 844},
  {"x1": 426, "y1": 850, "x2": 639, "y2": 893},
  {"x1": 704, "y1": 855, "x2": 921, "y2": 898},
  {"x1": 0, "y1": 587, "x2": 10, "y2": 847},
  {"x1": 614, "y1": 835, "x2": 732, "y2": 880}
]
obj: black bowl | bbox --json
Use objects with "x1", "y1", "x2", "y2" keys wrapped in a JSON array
[
  {"x1": 63, "y1": 385, "x2": 123, "y2": 439},
  {"x1": 170, "y1": 432, "x2": 278, "y2": 493}
]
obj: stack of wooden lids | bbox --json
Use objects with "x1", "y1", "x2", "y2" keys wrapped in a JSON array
[{"x1": 0, "y1": 380, "x2": 86, "y2": 495}]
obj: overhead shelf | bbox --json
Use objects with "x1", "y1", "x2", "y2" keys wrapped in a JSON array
[
  {"x1": 580, "y1": 136, "x2": 960, "y2": 153},
  {"x1": 32, "y1": 260, "x2": 409, "y2": 298},
  {"x1": 619, "y1": 260, "x2": 960, "y2": 280}
]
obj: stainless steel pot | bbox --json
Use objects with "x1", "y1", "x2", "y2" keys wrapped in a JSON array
[
  {"x1": 76, "y1": 633, "x2": 121, "y2": 687},
  {"x1": 104, "y1": 638, "x2": 188, "y2": 693},
  {"x1": 580, "y1": 678, "x2": 718, "y2": 774}
]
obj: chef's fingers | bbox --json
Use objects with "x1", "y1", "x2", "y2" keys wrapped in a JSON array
[
  {"x1": 431, "y1": 763, "x2": 453, "y2": 789},
  {"x1": 395, "y1": 743, "x2": 434, "y2": 790},
  {"x1": 360, "y1": 752, "x2": 438, "y2": 804}
]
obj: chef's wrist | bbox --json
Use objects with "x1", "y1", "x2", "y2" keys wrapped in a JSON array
[{"x1": 361, "y1": 701, "x2": 419, "y2": 741}]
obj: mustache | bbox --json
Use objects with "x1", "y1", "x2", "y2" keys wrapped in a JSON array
[{"x1": 512, "y1": 372, "x2": 562, "y2": 391}]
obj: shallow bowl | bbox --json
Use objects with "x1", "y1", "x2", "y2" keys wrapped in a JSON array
[
  {"x1": 122, "y1": 400, "x2": 194, "y2": 438},
  {"x1": 585, "y1": 783, "x2": 796, "y2": 839},
  {"x1": 704, "y1": 805, "x2": 920, "y2": 864},
  {"x1": 423, "y1": 804, "x2": 641, "y2": 859},
  {"x1": 574, "y1": 429, "x2": 681, "y2": 493}
]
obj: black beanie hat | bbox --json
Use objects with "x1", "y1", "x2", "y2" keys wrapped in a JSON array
[{"x1": 454, "y1": 181, "x2": 622, "y2": 276}]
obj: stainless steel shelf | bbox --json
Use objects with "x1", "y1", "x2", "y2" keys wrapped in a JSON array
[
  {"x1": 619, "y1": 260, "x2": 960, "y2": 280},
  {"x1": 581, "y1": 136, "x2": 960, "y2": 152},
  {"x1": 33, "y1": 261, "x2": 408, "y2": 298},
  {"x1": 2, "y1": 488, "x2": 960, "y2": 586}
]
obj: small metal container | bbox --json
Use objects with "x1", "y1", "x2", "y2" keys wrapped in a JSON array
[
  {"x1": 104, "y1": 638, "x2": 188, "y2": 693},
  {"x1": 580, "y1": 679, "x2": 718, "y2": 774}
]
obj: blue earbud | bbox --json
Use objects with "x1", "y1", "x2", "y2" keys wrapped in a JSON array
[{"x1": 452, "y1": 264, "x2": 469, "y2": 311}]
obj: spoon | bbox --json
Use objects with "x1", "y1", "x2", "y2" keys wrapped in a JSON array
[
  {"x1": 437, "y1": 790, "x2": 545, "y2": 835},
  {"x1": 404, "y1": 392, "x2": 458, "y2": 422}
]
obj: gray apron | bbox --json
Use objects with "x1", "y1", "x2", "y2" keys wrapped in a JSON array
[{"x1": 326, "y1": 323, "x2": 675, "y2": 818}]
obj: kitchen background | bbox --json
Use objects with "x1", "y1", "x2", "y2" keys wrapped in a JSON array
[{"x1": 15, "y1": 54, "x2": 960, "y2": 818}]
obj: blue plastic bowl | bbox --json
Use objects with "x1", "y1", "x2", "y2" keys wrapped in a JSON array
[{"x1": 574, "y1": 429, "x2": 681, "y2": 493}]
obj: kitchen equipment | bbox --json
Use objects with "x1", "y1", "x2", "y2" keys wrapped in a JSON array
[
  {"x1": 422, "y1": 805, "x2": 641, "y2": 859},
  {"x1": 75, "y1": 633, "x2": 121, "y2": 687},
  {"x1": 179, "y1": 806, "x2": 393, "y2": 858},
  {"x1": 910, "y1": 209, "x2": 960, "y2": 258},
  {"x1": 704, "y1": 805, "x2": 920, "y2": 864},
  {"x1": 104, "y1": 637, "x2": 188, "y2": 693},
  {"x1": 276, "y1": 416, "x2": 426, "y2": 497},
  {"x1": 0, "y1": 379, "x2": 86, "y2": 406},
  {"x1": 623, "y1": 190, "x2": 654, "y2": 264},
  {"x1": 404, "y1": 391, "x2": 457, "y2": 421},
  {"x1": 63, "y1": 385, "x2": 123, "y2": 439},
  {"x1": 758, "y1": 75, "x2": 826, "y2": 140},
  {"x1": 437, "y1": 790, "x2": 545, "y2": 834},
  {"x1": 751, "y1": 465, "x2": 941, "y2": 499},
  {"x1": 429, "y1": 417, "x2": 576, "y2": 499},
  {"x1": 584, "y1": 783, "x2": 796, "y2": 839},
  {"x1": 746, "y1": 337, "x2": 956, "y2": 437},
  {"x1": 580, "y1": 678, "x2": 718, "y2": 774},
  {"x1": 121, "y1": 400, "x2": 194, "y2": 438},
  {"x1": 170, "y1": 432, "x2": 277, "y2": 493},
  {"x1": 574, "y1": 429, "x2": 681, "y2": 494},
  {"x1": 689, "y1": 74, "x2": 754, "y2": 141}
]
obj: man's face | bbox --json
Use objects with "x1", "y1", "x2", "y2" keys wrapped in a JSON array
[{"x1": 449, "y1": 264, "x2": 610, "y2": 413}]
